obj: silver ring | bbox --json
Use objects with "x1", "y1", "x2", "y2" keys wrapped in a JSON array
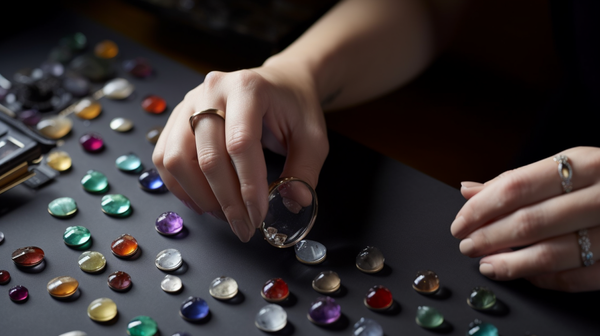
[
  {"x1": 578, "y1": 229, "x2": 594, "y2": 267},
  {"x1": 553, "y1": 154, "x2": 573, "y2": 193},
  {"x1": 189, "y1": 108, "x2": 225, "y2": 135}
]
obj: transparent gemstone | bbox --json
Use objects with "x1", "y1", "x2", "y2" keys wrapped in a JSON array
[
  {"x1": 413, "y1": 270, "x2": 440, "y2": 294},
  {"x1": 468, "y1": 287, "x2": 496, "y2": 310},
  {"x1": 59, "y1": 331, "x2": 87, "y2": 336},
  {"x1": 161, "y1": 275, "x2": 183, "y2": 293},
  {"x1": 180, "y1": 296, "x2": 209, "y2": 321},
  {"x1": 79, "y1": 133, "x2": 104, "y2": 152},
  {"x1": 308, "y1": 296, "x2": 341, "y2": 325},
  {"x1": 49, "y1": 197, "x2": 78, "y2": 217},
  {"x1": 12, "y1": 246, "x2": 44, "y2": 267},
  {"x1": 141, "y1": 95, "x2": 167, "y2": 114},
  {"x1": 37, "y1": 116, "x2": 73, "y2": 139},
  {"x1": 63, "y1": 226, "x2": 91, "y2": 246},
  {"x1": 356, "y1": 246, "x2": 385, "y2": 273},
  {"x1": 73, "y1": 98, "x2": 101, "y2": 120},
  {"x1": 123, "y1": 58, "x2": 153, "y2": 78},
  {"x1": 111, "y1": 234, "x2": 138, "y2": 257},
  {"x1": 102, "y1": 78, "x2": 133, "y2": 99},
  {"x1": 261, "y1": 278, "x2": 289, "y2": 302},
  {"x1": 353, "y1": 317, "x2": 383, "y2": 336},
  {"x1": 255, "y1": 304, "x2": 287, "y2": 332},
  {"x1": 415, "y1": 306, "x2": 444, "y2": 328},
  {"x1": 107, "y1": 271, "x2": 132, "y2": 291},
  {"x1": 46, "y1": 151, "x2": 72, "y2": 172},
  {"x1": 81, "y1": 170, "x2": 108, "y2": 193},
  {"x1": 9, "y1": 285, "x2": 28, "y2": 302},
  {"x1": 146, "y1": 126, "x2": 163, "y2": 144},
  {"x1": 467, "y1": 319, "x2": 499, "y2": 336},
  {"x1": 295, "y1": 240, "x2": 326, "y2": 264},
  {"x1": 69, "y1": 55, "x2": 114, "y2": 81},
  {"x1": 127, "y1": 316, "x2": 158, "y2": 336},
  {"x1": 116, "y1": 154, "x2": 142, "y2": 172},
  {"x1": 110, "y1": 117, "x2": 134, "y2": 132},
  {"x1": 94, "y1": 40, "x2": 119, "y2": 59},
  {"x1": 365, "y1": 285, "x2": 393, "y2": 310},
  {"x1": 155, "y1": 248, "x2": 183, "y2": 271},
  {"x1": 139, "y1": 169, "x2": 167, "y2": 193},
  {"x1": 18, "y1": 109, "x2": 41, "y2": 126},
  {"x1": 209, "y1": 276, "x2": 238, "y2": 299},
  {"x1": 47, "y1": 276, "x2": 79, "y2": 298},
  {"x1": 312, "y1": 271, "x2": 341, "y2": 294},
  {"x1": 155, "y1": 211, "x2": 184, "y2": 235},
  {"x1": 78, "y1": 251, "x2": 106, "y2": 273},
  {"x1": 101, "y1": 194, "x2": 131, "y2": 217},
  {"x1": 0, "y1": 270, "x2": 10, "y2": 285},
  {"x1": 0, "y1": 231, "x2": 4, "y2": 244},
  {"x1": 87, "y1": 298, "x2": 117, "y2": 322}
]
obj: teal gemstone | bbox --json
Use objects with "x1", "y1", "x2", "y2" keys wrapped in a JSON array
[
  {"x1": 63, "y1": 226, "x2": 91, "y2": 247},
  {"x1": 101, "y1": 194, "x2": 131, "y2": 216},
  {"x1": 116, "y1": 154, "x2": 142, "y2": 172},
  {"x1": 127, "y1": 315, "x2": 158, "y2": 336},
  {"x1": 81, "y1": 170, "x2": 108, "y2": 193},
  {"x1": 467, "y1": 319, "x2": 498, "y2": 336},
  {"x1": 467, "y1": 287, "x2": 496, "y2": 310},
  {"x1": 415, "y1": 306, "x2": 444, "y2": 328},
  {"x1": 48, "y1": 197, "x2": 78, "y2": 217}
]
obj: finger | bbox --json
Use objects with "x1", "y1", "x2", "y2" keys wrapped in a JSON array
[
  {"x1": 476, "y1": 226, "x2": 600, "y2": 281},
  {"x1": 460, "y1": 181, "x2": 485, "y2": 199},
  {"x1": 460, "y1": 183, "x2": 600, "y2": 257},
  {"x1": 527, "y1": 263, "x2": 600, "y2": 292}
]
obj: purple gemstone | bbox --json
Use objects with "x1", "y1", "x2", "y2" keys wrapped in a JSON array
[
  {"x1": 156, "y1": 211, "x2": 184, "y2": 235},
  {"x1": 308, "y1": 297, "x2": 341, "y2": 325},
  {"x1": 0, "y1": 86, "x2": 7, "y2": 100},
  {"x1": 139, "y1": 169, "x2": 168, "y2": 193},
  {"x1": 79, "y1": 133, "x2": 104, "y2": 152},
  {"x1": 9, "y1": 285, "x2": 29, "y2": 302},
  {"x1": 123, "y1": 58, "x2": 153, "y2": 78},
  {"x1": 18, "y1": 110, "x2": 41, "y2": 126}
]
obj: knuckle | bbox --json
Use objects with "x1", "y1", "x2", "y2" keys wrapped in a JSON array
[
  {"x1": 162, "y1": 151, "x2": 184, "y2": 174},
  {"x1": 492, "y1": 258, "x2": 513, "y2": 280},
  {"x1": 234, "y1": 69, "x2": 260, "y2": 87},
  {"x1": 497, "y1": 173, "x2": 528, "y2": 207},
  {"x1": 226, "y1": 128, "x2": 254, "y2": 156},
  {"x1": 203, "y1": 71, "x2": 224, "y2": 90},
  {"x1": 197, "y1": 149, "x2": 221, "y2": 174},
  {"x1": 513, "y1": 208, "x2": 544, "y2": 240}
]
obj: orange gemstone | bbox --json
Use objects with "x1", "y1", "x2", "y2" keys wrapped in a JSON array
[
  {"x1": 110, "y1": 234, "x2": 138, "y2": 257},
  {"x1": 94, "y1": 40, "x2": 119, "y2": 59},
  {"x1": 141, "y1": 95, "x2": 167, "y2": 114}
]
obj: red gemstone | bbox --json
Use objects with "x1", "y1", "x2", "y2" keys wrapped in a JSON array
[
  {"x1": 0, "y1": 270, "x2": 11, "y2": 284},
  {"x1": 79, "y1": 133, "x2": 104, "y2": 152},
  {"x1": 261, "y1": 278, "x2": 289, "y2": 302},
  {"x1": 141, "y1": 95, "x2": 166, "y2": 114},
  {"x1": 12, "y1": 246, "x2": 45, "y2": 267},
  {"x1": 365, "y1": 285, "x2": 393, "y2": 309},
  {"x1": 123, "y1": 58, "x2": 153, "y2": 78},
  {"x1": 107, "y1": 271, "x2": 132, "y2": 291}
]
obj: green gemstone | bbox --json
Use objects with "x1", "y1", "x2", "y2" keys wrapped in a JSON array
[
  {"x1": 415, "y1": 306, "x2": 444, "y2": 328},
  {"x1": 116, "y1": 154, "x2": 142, "y2": 172},
  {"x1": 60, "y1": 32, "x2": 87, "y2": 51},
  {"x1": 127, "y1": 315, "x2": 158, "y2": 336},
  {"x1": 48, "y1": 197, "x2": 78, "y2": 217},
  {"x1": 63, "y1": 226, "x2": 91, "y2": 246},
  {"x1": 467, "y1": 320, "x2": 499, "y2": 336},
  {"x1": 467, "y1": 287, "x2": 496, "y2": 310},
  {"x1": 101, "y1": 194, "x2": 131, "y2": 216},
  {"x1": 81, "y1": 170, "x2": 108, "y2": 193}
]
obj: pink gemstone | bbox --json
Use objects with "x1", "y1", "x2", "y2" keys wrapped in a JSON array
[
  {"x1": 79, "y1": 133, "x2": 104, "y2": 152},
  {"x1": 9, "y1": 285, "x2": 28, "y2": 302}
]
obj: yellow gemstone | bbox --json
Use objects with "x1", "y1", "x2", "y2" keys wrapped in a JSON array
[
  {"x1": 73, "y1": 98, "x2": 102, "y2": 120},
  {"x1": 46, "y1": 151, "x2": 72, "y2": 172},
  {"x1": 87, "y1": 298, "x2": 117, "y2": 322},
  {"x1": 94, "y1": 40, "x2": 118, "y2": 59},
  {"x1": 78, "y1": 251, "x2": 106, "y2": 273},
  {"x1": 37, "y1": 117, "x2": 73, "y2": 139},
  {"x1": 47, "y1": 276, "x2": 79, "y2": 298}
]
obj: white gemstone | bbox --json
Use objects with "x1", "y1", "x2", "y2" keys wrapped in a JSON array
[
  {"x1": 161, "y1": 275, "x2": 183, "y2": 293},
  {"x1": 155, "y1": 248, "x2": 183, "y2": 271},
  {"x1": 59, "y1": 332, "x2": 87, "y2": 336},
  {"x1": 295, "y1": 240, "x2": 326, "y2": 264},
  {"x1": 255, "y1": 304, "x2": 287, "y2": 332},
  {"x1": 102, "y1": 78, "x2": 134, "y2": 99},
  {"x1": 209, "y1": 276, "x2": 238, "y2": 299},
  {"x1": 109, "y1": 117, "x2": 133, "y2": 132},
  {"x1": 353, "y1": 317, "x2": 383, "y2": 336}
]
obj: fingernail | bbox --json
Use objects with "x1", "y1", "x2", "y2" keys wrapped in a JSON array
[
  {"x1": 461, "y1": 181, "x2": 483, "y2": 189},
  {"x1": 450, "y1": 216, "x2": 466, "y2": 238},
  {"x1": 247, "y1": 204, "x2": 264, "y2": 229},
  {"x1": 479, "y1": 263, "x2": 496, "y2": 279},
  {"x1": 459, "y1": 238, "x2": 474, "y2": 255},
  {"x1": 209, "y1": 209, "x2": 227, "y2": 222},
  {"x1": 282, "y1": 197, "x2": 302, "y2": 214},
  {"x1": 232, "y1": 219, "x2": 253, "y2": 242}
]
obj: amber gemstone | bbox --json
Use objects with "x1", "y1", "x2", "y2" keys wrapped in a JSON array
[
  {"x1": 36, "y1": 116, "x2": 73, "y2": 139},
  {"x1": 141, "y1": 95, "x2": 167, "y2": 114},
  {"x1": 110, "y1": 234, "x2": 138, "y2": 257},
  {"x1": 94, "y1": 40, "x2": 118, "y2": 59},
  {"x1": 73, "y1": 98, "x2": 101, "y2": 120},
  {"x1": 107, "y1": 271, "x2": 132, "y2": 291},
  {"x1": 12, "y1": 246, "x2": 45, "y2": 267},
  {"x1": 46, "y1": 151, "x2": 72, "y2": 172},
  {"x1": 47, "y1": 276, "x2": 79, "y2": 298},
  {"x1": 413, "y1": 270, "x2": 440, "y2": 294},
  {"x1": 261, "y1": 278, "x2": 289, "y2": 302}
]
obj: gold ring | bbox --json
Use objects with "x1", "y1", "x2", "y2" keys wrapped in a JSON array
[{"x1": 189, "y1": 108, "x2": 225, "y2": 135}]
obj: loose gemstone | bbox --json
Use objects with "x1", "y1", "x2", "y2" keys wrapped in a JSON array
[
  {"x1": 209, "y1": 276, "x2": 238, "y2": 299},
  {"x1": 0, "y1": 231, "x2": 3, "y2": 244},
  {"x1": 110, "y1": 118, "x2": 134, "y2": 132},
  {"x1": 353, "y1": 317, "x2": 383, "y2": 336},
  {"x1": 69, "y1": 54, "x2": 114, "y2": 81},
  {"x1": 107, "y1": 271, "x2": 132, "y2": 291},
  {"x1": 37, "y1": 116, "x2": 73, "y2": 139},
  {"x1": 47, "y1": 276, "x2": 79, "y2": 298},
  {"x1": 146, "y1": 126, "x2": 163, "y2": 144},
  {"x1": 101, "y1": 194, "x2": 131, "y2": 216},
  {"x1": 73, "y1": 98, "x2": 102, "y2": 120},
  {"x1": 9, "y1": 285, "x2": 28, "y2": 302},
  {"x1": 161, "y1": 275, "x2": 183, "y2": 293},
  {"x1": 81, "y1": 170, "x2": 108, "y2": 193},
  {"x1": 18, "y1": 109, "x2": 41, "y2": 126},
  {"x1": 415, "y1": 306, "x2": 444, "y2": 328},
  {"x1": 312, "y1": 271, "x2": 341, "y2": 294},
  {"x1": 308, "y1": 296, "x2": 341, "y2": 325},
  {"x1": 123, "y1": 58, "x2": 153, "y2": 78},
  {"x1": 180, "y1": 296, "x2": 209, "y2": 321},
  {"x1": 0, "y1": 270, "x2": 11, "y2": 285},
  {"x1": 59, "y1": 331, "x2": 87, "y2": 336},
  {"x1": 255, "y1": 304, "x2": 287, "y2": 332},
  {"x1": 103, "y1": 78, "x2": 134, "y2": 99},
  {"x1": 356, "y1": 246, "x2": 385, "y2": 273},
  {"x1": 155, "y1": 248, "x2": 183, "y2": 271},
  {"x1": 141, "y1": 95, "x2": 166, "y2": 114},
  {"x1": 63, "y1": 226, "x2": 91, "y2": 247},
  {"x1": 41, "y1": 61, "x2": 65, "y2": 77},
  {"x1": 467, "y1": 319, "x2": 499, "y2": 336},
  {"x1": 12, "y1": 246, "x2": 44, "y2": 267},
  {"x1": 60, "y1": 32, "x2": 87, "y2": 51},
  {"x1": 171, "y1": 333, "x2": 191, "y2": 336},
  {"x1": 46, "y1": 151, "x2": 73, "y2": 172},
  {"x1": 155, "y1": 211, "x2": 184, "y2": 235},
  {"x1": 413, "y1": 270, "x2": 440, "y2": 294},
  {"x1": 62, "y1": 75, "x2": 90, "y2": 97},
  {"x1": 78, "y1": 251, "x2": 106, "y2": 273},
  {"x1": 364, "y1": 285, "x2": 393, "y2": 310},
  {"x1": 295, "y1": 240, "x2": 326, "y2": 264},
  {"x1": 139, "y1": 169, "x2": 167, "y2": 193},
  {"x1": 94, "y1": 40, "x2": 119, "y2": 59},
  {"x1": 116, "y1": 154, "x2": 142, "y2": 172},
  {"x1": 87, "y1": 298, "x2": 117, "y2": 322},
  {"x1": 111, "y1": 234, "x2": 139, "y2": 257},
  {"x1": 261, "y1": 278, "x2": 289, "y2": 302},
  {"x1": 467, "y1": 287, "x2": 496, "y2": 310},
  {"x1": 49, "y1": 197, "x2": 78, "y2": 217},
  {"x1": 127, "y1": 316, "x2": 158, "y2": 336},
  {"x1": 79, "y1": 133, "x2": 104, "y2": 152}
]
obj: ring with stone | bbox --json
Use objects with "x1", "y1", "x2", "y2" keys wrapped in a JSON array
[
  {"x1": 553, "y1": 154, "x2": 573, "y2": 193},
  {"x1": 189, "y1": 108, "x2": 226, "y2": 135},
  {"x1": 578, "y1": 229, "x2": 594, "y2": 267}
]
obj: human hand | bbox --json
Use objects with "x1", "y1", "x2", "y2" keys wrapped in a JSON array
[
  {"x1": 451, "y1": 147, "x2": 600, "y2": 292},
  {"x1": 152, "y1": 64, "x2": 329, "y2": 242}
]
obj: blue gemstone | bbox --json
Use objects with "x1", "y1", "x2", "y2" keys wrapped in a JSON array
[
  {"x1": 180, "y1": 297, "x2": 209, "y2": 321},
  {"x1": 139, "y1": 169, "x2": 167, "y2": 193}
]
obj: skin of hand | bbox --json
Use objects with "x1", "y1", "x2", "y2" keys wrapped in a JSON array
[{"x1": 452, "y1": 147, "x2": 600, "y2": 292}]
